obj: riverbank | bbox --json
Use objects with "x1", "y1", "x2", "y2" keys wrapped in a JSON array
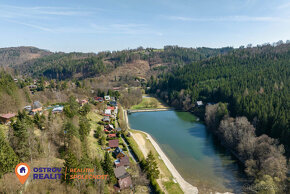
[
  {"x1": 124, "y1": 110, "x2": 198, "y2": 194},
  {"x1": 128, "y1": 108, "x2": 173, "y2": 113}
]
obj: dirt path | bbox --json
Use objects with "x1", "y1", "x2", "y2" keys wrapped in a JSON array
[{"x1": 131, "y1": 133, "x2": 149, "y2": 156}]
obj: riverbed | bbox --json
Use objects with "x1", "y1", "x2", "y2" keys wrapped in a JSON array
[{"x1": 128, "y1": 110, "x2": 247, "y2": 193}]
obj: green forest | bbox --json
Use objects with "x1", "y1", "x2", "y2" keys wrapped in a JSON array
[{"x1": 149, "y1": 43, "x2": 290, "y2": 155}]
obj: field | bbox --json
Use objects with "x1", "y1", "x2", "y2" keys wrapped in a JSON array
[{"x1": 131, "y1": 95, "x2": 168, "y2": 110}]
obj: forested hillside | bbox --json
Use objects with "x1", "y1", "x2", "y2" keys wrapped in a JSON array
[
  {"x1": 149, "y1": 43, "x2": 290, "y2": 155},
  {"x1": 14, "y1": 46, "x2": 232, "y2": 81},
  {"x1": 0, "y1": 47, "x2": 51, "y2": 67},
  {"x1": 19, "y1": 52, "x2": 107, "y2": 80},
  {"x1": 0, "y1": 72, "x2": 29, "y2": 113}
]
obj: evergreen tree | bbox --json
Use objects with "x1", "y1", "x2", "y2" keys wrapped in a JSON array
[
  {"x1": 79, "y1": 116, "x2": 91, "y2": 141},
  {"x1": 102, "y1": 152, "x2": 116, "y2": 183},
  {"x1": 62, "y1": 152, "x2": 79, "y2": 185},
  {"x1": 11, "y1": 118, "x2": 30, "y2": 161},
  {"x1": 144, "y1": 151, "x2": 159, "y2": 179},
  {"x1": 0, "y1": 130, "x2": 19, "y2": 177}
]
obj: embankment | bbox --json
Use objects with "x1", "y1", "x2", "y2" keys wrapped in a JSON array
[{"x1": 124, "y1": 110, "x2": 199, "y2": 194}]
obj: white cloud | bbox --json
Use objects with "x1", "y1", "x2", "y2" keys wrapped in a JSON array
[
  {"x1": 0, "y1": 5, "x2": 99, "y2": 18},
  {"x1": 168, "y1": 15, "x2": 290, "y2": 23},
  {"x1": 5, "y1": 19, "x2": 162, "y2": 36}
]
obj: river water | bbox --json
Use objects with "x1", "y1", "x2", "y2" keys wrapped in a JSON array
[{"x1": 128, "y1": 110, "x2": 247, "y2": 193}]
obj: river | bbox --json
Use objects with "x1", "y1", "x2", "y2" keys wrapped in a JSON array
[{"x1": 128, "y1": 110, "x2": 248, "y2": 193}]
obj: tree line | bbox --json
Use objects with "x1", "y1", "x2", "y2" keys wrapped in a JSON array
[
  {"x1": 205, "y1": 103, "x2": 287, "y2": 193},
  {"x1": 149, "y1": 43, "x2": 290, "y2": 156}
]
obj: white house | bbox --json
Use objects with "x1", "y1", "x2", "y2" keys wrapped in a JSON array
[
  {"x1": 105, "y1": 109, "x2": 111, "y2": 115},
  {"x1": 104, "y1": 95, "x2": 110, "y2": 101},
  {"x1": 196, "y1": 101, "x2": 203, "y2": 106}
]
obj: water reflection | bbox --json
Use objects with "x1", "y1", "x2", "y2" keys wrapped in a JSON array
[{"x1": 128, "y1": 110, "x2": 248, "y2": 193}]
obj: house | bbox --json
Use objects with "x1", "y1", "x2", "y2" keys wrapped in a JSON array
[
  {"x1": 24, "y1": 106, "x2": 32, "y2": 112},
  {"x1": 109, "y1": 139, "x2": 119, "y2": 148},
  {"x1": 117, "y1": 175, "x2": 132, "y2": 190},
  {"x1": 94, "y1": 97, "x2": 104, "y2": 102},
  {"x1": 105, "y1": 124, "x2": 114, "y2": 131},
  {"x1": 0, "y1": 113, "x2": 16, "y2": 124},
  {"x1": 30, "y1": 107, "x2": 43, "y2": 115},
  {"x1": 108, "y1": 133, "x2": 116, "y2": 138},
  {"x1": 110, "y1": 101, "x2": 117, "y2": 106},
  {"x1": 113, "y1": 166, "x2": 129, "y2": 179},
  {"x1": 104, "y1": 109, "x2": 111, "y2": 115},
  {"x1": 14, "y1": 78, "x2": 18, "y2": 83},
  {"x1": 196, "y1": 101, "x2": 203, "y2": 106},
  {"x1": 33, "y1": 101, "x2": 42, "y2": 109},
  {"x1": 102, "y1": 116, "x2": 110, "y2": 122},
  {"x1": 119, "y1": 156, "x2": 130, "y2": 167},
  {"x1": 116, "y1": 128, "x2": 122, "y2": 132},
  {"x1": 107, "y1": 106, "x2": 118, "y2": 115},
  {"x1": 113, "y1": 166, "x2": 132, "y2": 191},
  {"x1": 110, "y1": 101, "x2": 117, "y2": 107},
  {"x1": 113, "y1": 87, "x2": 121, "y2": 91},
  {"x1": 107, "y1": 106, "x2": 115, "y2": 111},
  {"x1": 114, "y1": 155, "x2": 130, "y2": 167},
  {"x1": 114, "y1": 147, "x2": 125, "y2": 158},
  {"x1": 104, "y1": 147, "x2": 111, "y2": 151},
  {"x1": 104, "y1": 95, "x2": 110, "y2": 101},
  {"x1": 52, "y1": 106, "x2": 64, "y2": 113},
  {"x1": 79, "y1": 99, "x2": 88, "y2": 106}
]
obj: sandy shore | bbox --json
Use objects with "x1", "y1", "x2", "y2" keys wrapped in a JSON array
[{"x1": 124, "y1": 110, "x2": 198, "y2": 194}]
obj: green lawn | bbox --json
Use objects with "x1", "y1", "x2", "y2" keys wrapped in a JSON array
[
  {"x1": 130, "y1": 130, "x2": 183, "y2": 194},
  {"x1": 131, "y1": 95, "x2": 168, "y2": 110}
]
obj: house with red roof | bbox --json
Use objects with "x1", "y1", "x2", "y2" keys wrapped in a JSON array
[
  {"x1": 94, "y1": 97, "x2": 104, "y2": 102},
  {"x1": 0, "y1": 113, "x2": 16, "y2": 124},
  {"x1": 108, "y1": 133, "x2": 116, "y2": 138}
]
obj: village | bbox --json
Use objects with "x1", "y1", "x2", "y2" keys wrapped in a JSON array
[{"x1": 0, "y1": 91, "x2": 137, "y2": 192}]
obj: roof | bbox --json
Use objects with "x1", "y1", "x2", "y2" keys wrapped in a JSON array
[
  {"x1": 196, "y1": 101, "x2": 203, "y2": 106},
  {"x1": 31, "y1": 107, "x2": 42, "y2": 112},
  {"x1": 118, "y1": 175, "x2": 132, "y2": 190},
  {"x1": 113, "y1": 166, "x2": 129, "y2": 179},
  {"x1": 94, "y1": 97, "x2": 104, "y2": 100},
  {"x1": 109, "y1": 139, "x2": 119, "y2": 148},
  {"x1": 105, "y1": 109, "x2": 111, "y2": 115},
  {"x1": 33, "y1": 101, "x2": 42, "y2": 109},
  {"x1": 52, "y1": 106, "x2": 64, "y2": 112},
  {"x1": 116, "y1": 128, "x2": 122, "y2": 132},
  {"x1": 107, "y1": 106, "x2": 115, "y2": 110},
  {"x1": 110, "y1": 101, "x2": 117, "y2": 106},
  {"x1": 114, "y1": 147, "x2": 125, "y2": 155},
  {"x1": 108, "y1": 133, "x2": 116, "y2": 138},
  {"x1": 0, "y1": 113, "x2": 16, "y2": 119},
  {"x1": 120, "y1": 156, "x2": 130, "y2": 166}
]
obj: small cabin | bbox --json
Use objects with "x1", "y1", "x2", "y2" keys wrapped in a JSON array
[{"x1": 0, "y1": 113, "x2": 16, "y2": 124}]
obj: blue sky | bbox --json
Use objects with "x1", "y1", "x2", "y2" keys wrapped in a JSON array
[{"x1": 0, "y1": 0, "x2": 289, "y2": 52}]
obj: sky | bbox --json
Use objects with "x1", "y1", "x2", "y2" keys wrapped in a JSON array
[{"x1": 0, "y1": 0, "x2": 290, "y2": 52}]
